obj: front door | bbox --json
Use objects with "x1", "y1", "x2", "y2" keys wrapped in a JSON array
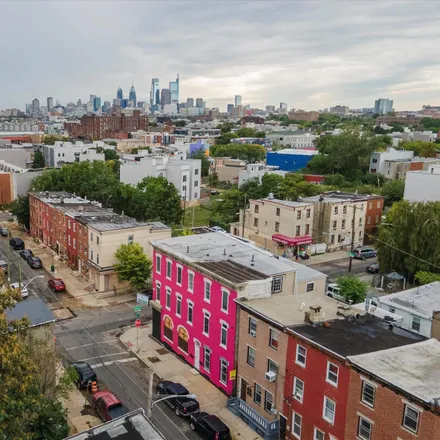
[
  {"x1": 152, "y1": 307, "x2": 161, "y2": 341},
  {"x1": 279, "y1": 414, "x2": 287, "y2": 440},
  {"x1": 240, "y1": 377, "x2": 248, "y2": 402},
  {"x1": 194, "y1": 340, "x2": 200, "y2": 370}
]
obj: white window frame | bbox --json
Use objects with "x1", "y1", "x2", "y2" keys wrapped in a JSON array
[
  {"x1": 176, "y1": 264, "x2": 183, "y2": 286},
  {"x1": 293, "y1": 377, "x2": 304, "y2": 403},
  {"x1": 165, "y1": 287, "x2": 171, "y2": 310},
  {"x1": 314, "y1": 427, "x2": 325, "y2": 440},
  {"x1": 248, "y1": 317, "x2": 257, "y2": 337},
  {"x1": 295, "y1": 345, "x2": 307, "y2": 367},
  {"x1": 204, "y1": 279, "x2": 211, "y2": 303},
  {"x1": 221, "y1": 288, "x2": 229, "y2": 313},
  {"x1": 187, "y1": 300, "x2": 193, "y2": 325},
  {"x1": 403, "y1": 404, "x2": 420, "y2": 434},
  {"x1": 219, "y1": 358, "x2": 228, "y2": 385},
  {"x1": 176, "y1": 294, "x2": 182, "y2": 317},
  {"x1": 220, "y1": 321, "x2": 228, "y2": 349},
  {"x1": 411, "y1": 315, "x2": 421, "y2": 332},
  {"x1": 264, "y1": 390, "x2": 273, "y2": 414},
  {"x1": 253, "y1": 383, "x2": 262, "y2": 405},
  {"x1": 357, "y1": 415, "x2": 372, "y2": 440},
  {"x1": 187, "y1": 270, "x2": 194, "y2": 293},
  {"x1": 269, "y1": 329, "x2": 279, "y2": 350},
  {"x1": 306, "y1": 282, "x2": 315, "y2": 292},
  {"x1": 326, "y1": 361, "x2": 339, "y2": 387},
  {"x1": 203, "y1": 346, "x2": 211, "y2": 372},
  {"x1": 292, "y1": 411, "x2": 302, "y2": 439},
  {"x1": 155, "y1": 281, "x2": 161, "y2": 302},
  {"x1": 361, "y1": 380, "x2": 376, "y2": 408},
  {"x1": 166, "y1": 259, "x2": 172, "y2": 280},
  {"x1": 247, "y1": 345, "x2": 256, "y2": 367},
  {"x1": 156, "y1": 253, "x2": 161, "y2": 274},
  {"x1": 202, "y1": 310, "x2": 210, "y2": 336},
  {"x1": 323, "y1": 396, "x2": 336, "y2": 424}
]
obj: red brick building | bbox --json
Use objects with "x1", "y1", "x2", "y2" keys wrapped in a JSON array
[{"x1": 364, "y1": 195, "x2": 385, "y2": 242}]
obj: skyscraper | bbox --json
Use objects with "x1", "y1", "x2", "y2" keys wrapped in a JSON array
[
  {"x1": 235, "y1": 95, "x2": 242, "y2": 106},
  {"x1": 187, "y1": 97, "x2": 194, "y2": 107},
  {"x1": 169, "y1": 74, "x2": 179, "y2": 103},
  {"x1": 47, "y1": 97, "x2": 54, "y2": 111},
  {"x1": 117, "y1": 87, "x2": 123, "y2": 100},
  {"x1": 196, "y1": 98, "x2": 206, "y2": 108},
  {"x1": 227, "y1": 104, "x2": 234, "y2": 114},
  {"x1": 374, "y1": 98, "x2": 393, "y2": 115},
  {"x1": 94, "y1": 96, "x2": 101, "y2": 111},
  {"x1": 32, "y1": 98, "x2": 40, "y2": 113},
  {"x1": 161, "y1": 89, "x2": 171, "y2": 107},
  {"x1": 129, "y1": 84, "x2": 137, "y2": 107},
  {"x1": 150, "y1": 78, "x2": 159, "y2": 106}
]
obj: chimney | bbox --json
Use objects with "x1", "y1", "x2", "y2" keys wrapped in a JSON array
[{"x1": 305, "y1": 305, "x2": 322, "y2": 324}]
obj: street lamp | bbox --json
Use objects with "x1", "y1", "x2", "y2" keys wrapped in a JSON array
[
  {"x1": 22, "y1": 275, "x2": 45, "y2": 289},
  {"x1": 147, "y1": 393, "x2": 197, "y2": 418}
]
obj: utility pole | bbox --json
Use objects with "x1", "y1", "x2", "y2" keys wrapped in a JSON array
[
  {"x1": 241, "y1": 193, "x2": 247, "y2": 238},
  {"x1": 147, "y1": 369, "x2": 154, "y2": 419},
  {"x1": 191, "y1": 205, "x2": 195, "y2": 228},
  {"x1": 348, "y1": 204, "x2": 357, "y2": 272}
]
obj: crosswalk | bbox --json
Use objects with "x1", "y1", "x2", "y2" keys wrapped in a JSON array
[{"x1": 90, "y1": 357, "x2": 138, "y2": 368}]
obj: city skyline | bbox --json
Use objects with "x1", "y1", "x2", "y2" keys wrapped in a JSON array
[{"x1": 1, "y1": 1, "x2": 440, "y2": 110}]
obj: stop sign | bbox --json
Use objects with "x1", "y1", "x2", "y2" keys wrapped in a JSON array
[{"x1": 135, "y1": 319, "x2": 141, "y2": 327}]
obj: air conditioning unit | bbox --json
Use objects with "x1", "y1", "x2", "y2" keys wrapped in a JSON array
[
  {"x1": 250, "y1": 329, "x2": 256, "y2": 337},
  {"x1": 265, "y1": 371, "x2": 277, "y2": 382}
]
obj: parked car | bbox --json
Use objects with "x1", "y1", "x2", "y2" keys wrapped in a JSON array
[
  {"x1": 325, "y1": 283, "x2": 347, "y2": 303},
  {"x1": 0, "y1": 227, "x2": 9, "y2": 237},
  {"x1": 366, "y1": 263, "x2": 380, "y2": 274},
  {"x1": 71, "y1": 362, "x2": 97, "y2": 390},
  {"x1": 210, "y1": 226, "x2": 226, "y2": 233},
  {"x1": 27, "y1": 256, "x2": 42, "y2": 269},
  {"x1": 48, "y1": 278, "x2": 66, "y2": 292},
  {"x1": 353, "y1": 247, "x2": 377, "y2": 260},
  {"x1": 93, "y1": 391, "x2": 127, "y2": 422},
  {"x1": 10, "y1": 238, "x2": 25, "y2": 251},
  {"x1": 10, "y1": 282, "x2": 28, "y2": 298},
  {"x1": 19, "y1": 249, "x2": 34, "y2": 260},
  {"x1": 156, "y1": 380, "x2": 200, "y2": 417},
  {"x1": 189, "y1": 412, "x2": 232, "y2": 440},
  {"x1": 0, "y1": 260, "x2": 8, "y2": 273}
]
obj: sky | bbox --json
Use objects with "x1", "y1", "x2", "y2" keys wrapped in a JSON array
[{"x1": 1, "y1": 0, "x2": 440, "y2": 111}]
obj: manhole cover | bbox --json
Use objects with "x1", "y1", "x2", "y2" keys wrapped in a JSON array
[
  {"x1": 156, "y1": 348, "x2": 168, "y2": 355},
  {"x1": 148, "y1": 356, "x2": 160, "y2": 363}
]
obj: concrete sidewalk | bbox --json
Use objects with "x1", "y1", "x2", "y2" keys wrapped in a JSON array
[
  {"x1": 302, "y1": 249, "x2": 349, "y2": 266},
  {"x1": 120, "y1": 325, "x2": 262, "y2": 440}
]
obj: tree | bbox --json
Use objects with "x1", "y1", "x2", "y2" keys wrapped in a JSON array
[
  {"x1": 235, "y1": 127, "x2": 265, "y2": 138},
  {"x1": 217, "y1": 122, "x2": 235, "y2": 133},
  {"x1": 32, "y1": 151, "x2": 45, "y2": 169},
  {"x1": 337, "y1": 274, "x2": 368, "y2": 303},
  {"x1": 189, "y1": 149, "x2": 210, "y2": 177},
  {"x1": 42, "y1": 135, "x2": 68, "y2": 145},
  {"x1": 216, "y1": 132, "x2": 239, "y2": 145},
  {"x1": 212, "y1": 189, "x2": 245, "y2": 224},
  {"x1": 114, "y1": 243, "x2": 152, "y2": 290},
  {"x1": 400, "y1": 140, "x2": 438, "y2": 158},
  {"x1": 174, "y1": 120, "x2": 187, "y2": 127},
  {"x1": 10, "y1": 195, "x2": 30, "y2": 229},
  {"x1": 210, "y1": 144, "x2": 266, "y2": 162},
  {"x1": 414, "y1": 271, "x2": 440, "y2": 285},
  {"x1": 381, "y1": 179, "x2": 405, "y2": 206}
]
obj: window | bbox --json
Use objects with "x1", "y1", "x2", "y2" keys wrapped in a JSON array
[
  {"x1": 306, "y1": 282, "x2": 314, "y2": 292},
  {"x1": 326, "y1": 362, "x2": 339, "y2": 386},
  {"x1": 156, "y1": 254, "x2": 161, "y2": 274},
  {"x1": 332, "y1": 220, "x2": 337, "y2": 231},
  {"x1": 248, "y1": 317, "x2": 257, "y2": 337},
  {"x1": 204, "y1": 346, "x2": 211, "y2": 371},
  {"x1": 271, "y1": 276, "x2": 283, "y2": 293},
  {"x1": 292, "y1": 412, "x2": 302, "y2": 439},
  {"x1": 296, "y1": 345, "x2": 306, "y2": 367},
  {"x1": 375, "y1": 214, "x2": 380, "y2": 223},
  {"x1": 165, "y1": 260, "x2": 172, "y2": 279},
  {"x1": 204, "y1": 279, "x2": 211, "y2": 302},
  {"x1": 254, "y1": 383, "x2": 262, "y2": 405},
  {"x1": 68, "y1": 219, "x2": 71, "y2": 229},
  {"x1": 295, "y1": 225, "x2": 301, "y2": 236},
  {"x1": 176, "y1": 266, "x2": 182, "y2": 285},
  {"x1": 306, "y1": 209, "x2": 311, "y2": 218},
  {"x1": 361, "y1": 381, "x2": 375, "y2": 407},
  {"x1": 176, "y1": 295, "x2": 182, "y2": 316},
  {"x1": 96, "y1": 236, "x2": 99, "y2": 245},
  {"x1": 194, "y1": 192, "x2": 198, "y2": 199},
  {"x1": 297, "y1": 211, "x2": 301, "y2": 220},
  {"x1": 293, "y1": 377, "x2": 304, "y2": 402},
  {"x1": 334, "y1": 206, "x2": 338, "y2": 214},
  {"x1": 91, "y1": 250, "x2": 94, "y2": 261},
  {"x1": 359, "y1": 230, "x2": 362, "y2": 239},
  {"x1": 73, "y1": 222, "x2": 76, "y2": 232},
  {"x1": 187, "y1": 301, "x2": 193, "y2": 324},
  {"x1": 73, "y1": 238, "x2": 76, "y2": 249},
  {"x1": 357, "y1": 416, "x2": 372, "y2": 440},
  {"x1": 338, "y1": 234, "x2": 342, "y2": 243},
  {"x1": 269, "y1": 329, "x2": 279, "y2": 350},
  {"x1": 183, "y1": 175, "x2": 187, "y2": 182},
  {"x1": 359, "y1": 217, "x2": 363, "y2": 226},
  {"x1": 254, "y1": 217, "x2": 259, "y2": 227},
  {"x1": 247, "y1": 346, "x2": 256, "y2": 367},
  {"x1": 331, "y1": 234, "x2": 335, "y2": 244},
  {"x1": 314, "y1": 428, "x2": 325, "y2": 440},
  {"x1": 275, "y1": 221, "x2": 280, "y2": 232},
  {"x1": 264, "y1": 390, "x2": 273, "y2": 413},
  {"x1": 203, "y1": 311, "x2": 210, "y2": 335},
  {"x1": 267, "y1": 358, "x2": 277, "y2": 373},
  {"x1": 411, "y1": 316, "x2": 421, "y2": 332},
  {"x1": 166, "y1": 288, "x2": 171, "y2": 309},
  {"x1": 156, "y1": 282, "x2": 161, "y2": 301},
  {"x1": 254, "y1": 205, "x2": 259, "y2": 213},
  {"x1": 187, "y1": 271, "x2": 194, "y2": 292},
  {"x1": 194, "y1": 180, "x2": 198, "y2": 187},
  {"x1": 305, "y1": 224, "x2": 310, "y2": 235},
  {"x1": 220, "y1": 322, "x2": 228, "y2": 347},
  {"x1": 403, "y1": 404, "x2": 420, "y2": 433},
  {"x1": 323, "y1": 396, "x2": 336, "y2": 424},
  {"x1": 276, "y1": 208, "x2": 280, "y2": 216},
  {"x1": 182, "y1": 185, "x2": 187, "y2": 194},
  {"x1": 221, "y1": 289, "x2": 229, "y2": 313},
  {"x1": 377, "y1": 200, "x2": 381, "y2": 208},
  {"x1": 341, "y1": 219, "x2": 346, "y2": 229},
  {"x1": 128, "y1": 235, "x2": 134, "y2": 244},
  {"x1": 68, "y1": 235, "x2": 71, "y2": 246},
  {"x1": 96, "y1": 254, "x2": 99, "y2": 265},
  {"x1": 220, "y1": 358, "x2": 228, "y2": 385},
  {"x1": 343, "y1": 205, "x2": 347, "y2": 214},
  {"x1": 195, "y1": 168, "x2": 199, "y2": 175}
]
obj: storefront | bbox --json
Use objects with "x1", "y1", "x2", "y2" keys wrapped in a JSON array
[{"x1": 271, "y1": 234, "x2": 313, "y2": 259}]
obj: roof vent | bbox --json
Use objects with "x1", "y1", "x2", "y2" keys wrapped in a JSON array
[
  {"x1": 187, "y1": 246, "x2": 190, "y2": 253},
  {"x1": 251, "y1": 254, "x2": 255, "y2": 262},
  {"x1": 223, "y1": 249, "x2": 226, "y2": 255},
  {"x1": 267, "y1": 192, "x2": 274, "y2": 200},
  {"x1": 319, "y1": 195, "x2": 324, "y2": 202}
]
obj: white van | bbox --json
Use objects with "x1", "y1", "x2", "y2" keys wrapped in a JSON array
[{"x1": 325, "y1": 283, "x2": 347, "y2": 303}]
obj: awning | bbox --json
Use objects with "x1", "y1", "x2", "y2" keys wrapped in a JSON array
[{"x1": 272, "y1": 234, "x2": 313, "y2": 246}]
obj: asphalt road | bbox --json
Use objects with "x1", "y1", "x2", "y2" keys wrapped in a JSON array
[{"x1": 0, "y1": 237, "x2": 202, "y2": 440}]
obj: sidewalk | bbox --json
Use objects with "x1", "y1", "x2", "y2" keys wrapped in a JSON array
[
  {"x1": 120, "y1": 325, "x2": 263, "y2": 440},
  {"x1": 302, "y1": 249, "x2": 349, "y2": 266}
]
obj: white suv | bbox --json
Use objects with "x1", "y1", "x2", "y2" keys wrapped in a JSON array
[{"x1": 325, "y1": 283, "x2": 348, "y2": 303}]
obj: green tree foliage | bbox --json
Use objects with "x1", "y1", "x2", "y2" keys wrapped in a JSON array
[
  {"x1": 337, "y1": 274, "x2": 368, "y2": 303},
  {"x1": 114, "y1": 243, "x2": 152, "y2": 290},
  {"x1": 216, "y1": 132, "x2": 239, "y2": 145},
  {"x1": 399, "y1": 140, "x2": 438, "y2": 158},
  {"x1": 414, "y1": 271, "x2": 440, "y2": 285},
  {"x1": 381, "y1": 179, "x2": 405, "y2": 206},
  {"x1": 421, "y1": 117, "x2": 440, "y2": 132},
  {"x1": 42, "y1": 135, "x2": 68, "y2": 145},
  {"x1": 189, "y1": 149, "x2": 210, "y2": 177},
  {"x1": 10, "y1": 195, "x2": 30, "y2": 229},
  {"x1": 32, "y1": 151, "x2": 45, "y2": 169},
  {"x1": 212, "y1": 189, "x2": 245, "y2": 224},
  {"x1": 235, "y1": 127, "x2": 266, "y2": 138},
  {"x1": 376, "y1": 201, "x2": 440, "y2": 276},
  {"x1": 174, "y1": 120, "x2": 187, "y2": 127},
  {"x1": 210, "y1": 143, "x2": 266, "y2": 162},
  {"x1": 217, "y1": 122, "x2": 235, "y2": 133}
]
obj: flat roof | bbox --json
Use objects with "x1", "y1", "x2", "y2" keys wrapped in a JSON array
[
  {"x1": 290, "y1": 313, "x2": 425, "y2": 358},
  {"x1": 257, "y1": 198, "x2": 314, "y2": 208},
  {"x1": 85, "y1": 216, "x2": 169, "y2": 232},
  {"x1": 348, "y1": 339, "x2": 440, "y2": 404},
  {"x1": 270, "y1": 149, "x2": 318, "y2": 155},
  {"x1": 6, "y1": 298, "x2": 56, "y2": 327},
  {"x1": 197, "y1": 260, "x2": 267, "y2": 284},
  {"x1": 378, "y1": 282, "x2": 440, "y2": 319}
]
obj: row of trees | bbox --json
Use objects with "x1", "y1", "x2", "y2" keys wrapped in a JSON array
[
  {"x1": 210, "y1": 143, "x2": 266, "y2": 162},
  {"x1": 216, "y1": 123, "x2": 265, "y2": 145}
]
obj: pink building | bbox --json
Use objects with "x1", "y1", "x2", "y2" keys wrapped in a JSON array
[{"x1": 150, "y1": 233, "x2": 298, "y2": 396}]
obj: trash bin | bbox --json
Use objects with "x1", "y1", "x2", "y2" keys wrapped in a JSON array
[{"x1": 50, "y1": 265, "x2": 55, "y2": 273}]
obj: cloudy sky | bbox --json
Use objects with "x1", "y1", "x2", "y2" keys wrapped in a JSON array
[{"x1": 1, "y1": 1, "x2": 440, "y2": 111}]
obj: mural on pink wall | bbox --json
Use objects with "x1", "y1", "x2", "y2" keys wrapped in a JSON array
[{"x1": 153, "y1": 250, "x2": 237, "y2": 396}]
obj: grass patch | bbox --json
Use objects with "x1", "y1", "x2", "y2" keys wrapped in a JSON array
[{"x1": 182, "y1": 205, "x2": 214, "y2": 228}]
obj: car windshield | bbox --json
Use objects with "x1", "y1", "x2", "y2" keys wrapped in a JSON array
[{"x1": 54, "y1": 280, "x2": 64, "y2": 285}]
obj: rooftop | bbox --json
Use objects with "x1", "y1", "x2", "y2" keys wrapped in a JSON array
[
  {"x1": 81, "y1": 215, "x2": 169, "y2": 232},
  {"x1": 303, "y1": 191, "x2": 381, "y2": 204},
  {"x1": 257, "y1": 198, "x2": 314, "y2": 208},
  {"x1": 6, "y1": 298, "x2": 56, "y2": 327},
  {"x1": 270, "y1": 149, "x2": 318, "y2": 156},
  {"x1": 378, "y1": 282, "x2": 440, "y2": 319},
  {"x1": 65, "y1": 408, "x2": 165, "y2": 440},
  {"x1": 289, "y1": 313, "x2": 425, "y2": 358},
  {"x1": 348, "y1": 339, "x2": 440, "y2": 405},
  {"x1": 29, "y1": 191, "x2": 90, "y2": 205}
]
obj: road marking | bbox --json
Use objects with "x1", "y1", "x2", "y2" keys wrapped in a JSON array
[
  {"x1": 103, "y1": 307, "x2": 112, "y2": 313},
  {"x1": 77, "y1": 352, "x2": 127, "y2": 362},
  {"x1": 91, "y1": 357, "x2": 137, "y2": 368},
  {"x1": 125, "y1": 302, "x2": 133, "y2": 309},
  {"x1": 66, "y1": 340, "x2": 118, "y2": 351}
]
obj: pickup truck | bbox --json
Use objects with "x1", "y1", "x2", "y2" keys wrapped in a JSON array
[
  {"x1": 93, "y1": 391, "x2": 127, "y2": 422},
  {"x1": 156, "y1": 380, "x2": 200, "y2": 417}
]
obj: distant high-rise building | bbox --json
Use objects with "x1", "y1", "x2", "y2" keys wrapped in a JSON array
[
  {"x1": 25, "y1": 104, "x2": 32, "y2": 114},
  {"x1": 187, "y1": 97, "x2": 194, "y2": 108},
  {"x1": 280, "y1": 102, "x2": 288, "y2": 110},
  {"x1": 47, "y1": 97, "x2": 54, "y2": 111},
  {"x1": 161, "y1": 89, "x2": 171, "y2": 107},
  {"x1": 129, "y1": 84, "x2": 137, "y2": 107},
  {"x1": 329, "y1": 105, "x2": 349, "y2": 116},
  {"x1": 32, "y1": 98, "x2": 40, "y2": 113},
  {"x1": 103, "y1": 101, "x2": 111, "y2": 112},
  {"x1": 169, "y1": 74, "x2": 179, "y2": 103},
  {"x1": 117, "y1": 87, "x2": 123, "y2": 101},
  {"x1": 90, "y1": 95, "x2": 96, "y2": 104},
  {"x1": 93, "y1": 97, "x2": 101, "y2": 111},
  {"x1": 137, "y1": 101, "x2": 145, "y2": 109},
  {"x1": 374, "y1": 98, "x2": 393, "y2": 115},
  {"x1": 227, "y1": 104, "x2": 234, "y2": 114},
  {"x1": 150, "y1": 78, "x2": 159, "y2": 106},
  {"x1": 266, "y1": 105, "x2": 276, "y2": 113},
  {"x1": 122, "y1": 99, "x2": 129, "y2": 109},
  {"x1": 113, "y1": 98, "x2": 121, "y2": 107},
  {"x1": 235, "y1": 95, "x2": 242, "y2": 106},
  {"x1": 196, "y1": 98, "x2": 206, "y2": 108}
]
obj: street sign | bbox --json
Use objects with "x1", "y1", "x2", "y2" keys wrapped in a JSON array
[
  {"x1": 133, "y1": 306, "x2": 142, "y2": 313},
  {"x1": 136, "y1": 293, "x2": 150, "y2": 305},
  {"x1": 229, "y1": 369, "x2": 236, "y2": 380},
  {"x1": 135, "y1": 319, "x2": 142, "y2": 327},
  {"x1": 348, "y1": 252, "x2": 355, "y2": 257}
]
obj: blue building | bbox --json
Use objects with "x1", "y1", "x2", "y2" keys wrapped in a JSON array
[
  {"x1": 117, "y1": 87, "x2": 123, "y2": 100},
  {"x1": 129, "y1": 83, "x2": 137, "y2": 107},
  {"x1": 169, "y1": 74, "x2": 179, "y2": 103},
  {"x1": 266, "y1": 149, "x2": 318, "y2": 171}
]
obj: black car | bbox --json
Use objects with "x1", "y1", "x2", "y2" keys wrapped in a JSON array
[
  {"x1": 10, "y1": 238, "x2": 25, "y2": 251},
  {"x1": 366, "y1": 263, "x2": 380, "y2": 274},
  {"x1": 189, "y1": 412, "x2": 231, "y2": 440},
  {"x1": 71, "y1": 362, "x2": 98, "y2": 389},
  {"x1": 27, "y1": 256, "x2": 42, "y2": 269},
  {"x1": 19, "y1": 249, "x2": 34, "y2": 260},
  {"x1": 0, "y1": 227, "x2": 9, "y2": 237},
  {"x1": 156, "y1": 380, "x2": 200, "y2": 417}
]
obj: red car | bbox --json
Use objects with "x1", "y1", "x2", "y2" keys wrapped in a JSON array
[
  {"x1": 93, "y1": 391, "x2": 127, "y2": 421},
  {"x1": 48, "y1": 278, "x2": 66, "y2": 292}
]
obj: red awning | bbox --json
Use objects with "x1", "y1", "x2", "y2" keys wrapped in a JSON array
[{"x1": 272, "y1": 234, "x2": 313, "y2": 246}]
